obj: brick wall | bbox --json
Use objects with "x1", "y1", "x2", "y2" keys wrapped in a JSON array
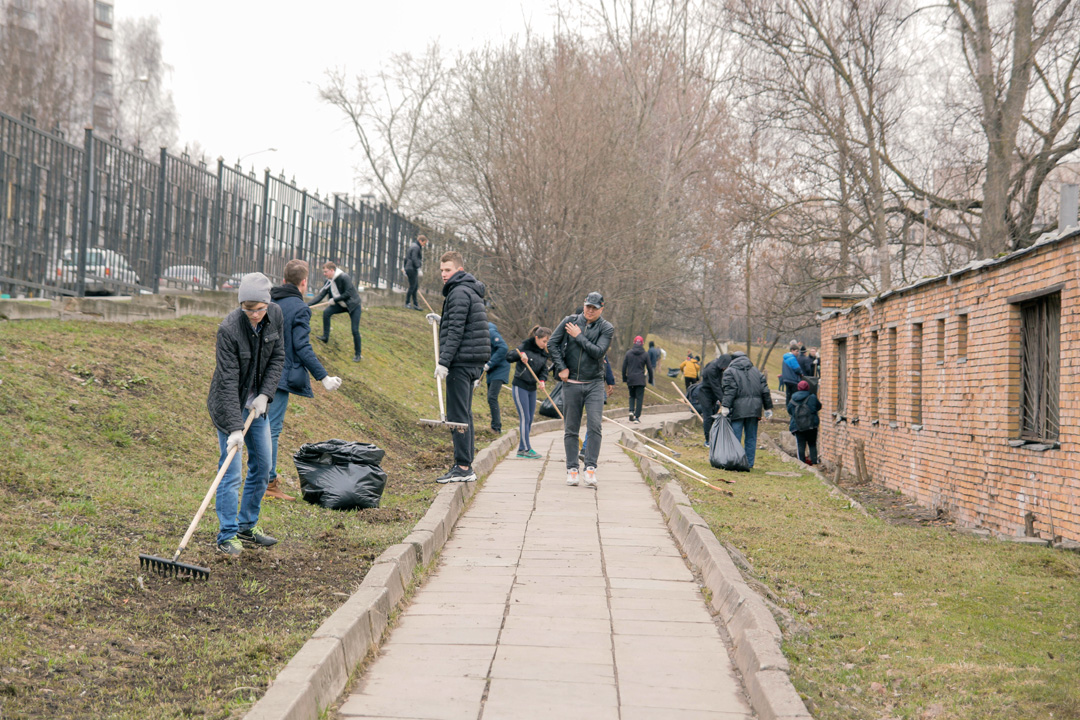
[{"x1": 819, "y1": 231, "x2": 1080, "y2": 542}]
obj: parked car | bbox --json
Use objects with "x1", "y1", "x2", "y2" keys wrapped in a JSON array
[
  {"x1": 160, "y1": 265, "x2": 213, "y2": 290},
  {"x1": 50, "y1": 248, "x2": 141, "y2": 296},
  {"x1": 219, "y1": 272, "x2": 247, "y2": 291}
]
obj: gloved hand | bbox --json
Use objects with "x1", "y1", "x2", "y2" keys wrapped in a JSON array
[
  {"x1": 426, "y1": 313, "x2": 441, "y2": 326},
  {"x1": 250, "y1": 394, "x2": 270, "y2": 417},
  {"x1": 227, "y1": 430, "x2": 244, "y2": 452},
  {"x1": 483, "y1": 363, "x2": 491, "y2": 373},
  {"x1": 435, "y1": 364, "x2": 449, "y2": 380},
  {"x1": 473, "y1": 377, "x2": 482, "y2": 390},
  {"x1": 539, "y1": 380, "x2": 546, "y2": 391},
  {"x1": 321, "y1": 376, "x2": 342, "y2": 392},
  {"x1": 765, "y1": 409, "x2": 773, "y2": 420},
  {"x1": 720, "y1": 406, "x2": 730, "y2": 417},
  {"x1": 418, "y1": 268, "x2": 424, "y2": 278}
]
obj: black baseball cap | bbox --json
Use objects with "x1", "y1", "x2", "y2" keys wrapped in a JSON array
[{"x1": 584, "y1": 291, "x2": 604, "y2": 308}]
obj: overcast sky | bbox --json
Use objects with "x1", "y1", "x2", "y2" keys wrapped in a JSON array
[{"x1": 116, "y1": 0, "x2": 556, "y2": 198}]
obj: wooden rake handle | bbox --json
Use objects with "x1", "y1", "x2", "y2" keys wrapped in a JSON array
[
  {"x1": 670, "y1": 381, "x2": 704, "y2": 422},
  {"x1": 521, "y1": 352, "x2": 562, "y2": 420}
]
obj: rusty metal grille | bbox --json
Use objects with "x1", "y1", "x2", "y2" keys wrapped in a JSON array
[
  {"x1": 1019, "y1": 293, "x2": 1060, "y2": 441},
  {"x1": 836, "y1": 339, "x2": 848, "y2": 416}
]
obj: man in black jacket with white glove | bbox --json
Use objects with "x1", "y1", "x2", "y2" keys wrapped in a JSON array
[
  {"x1": 431, "y1": 251, "x2": 490, "y2": 483},
  {"x1": 549, "y1": 292, "x2": 615, "y2": 488},
  {"x1": 699, "y1": 353, "x2": 732, "y2": 445},
  {"x1": 720, "y1": 352, "x2": 773, "y2": 469},
  {"x1": 309, "y1": 261, "x2": 363, "y2": 362},
  {"x1": 403, "y1": 234, "x2": 427, "y2": 310}
]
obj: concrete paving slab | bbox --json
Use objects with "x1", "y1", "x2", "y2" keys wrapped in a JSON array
[
  {"x1": 498, "y1": 626, "x2": 613, "y2": 650},
  {"x1": 340, "y1": 675, "x2": 486, "y2": 719}
]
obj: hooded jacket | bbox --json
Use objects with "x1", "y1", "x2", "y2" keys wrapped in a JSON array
[
  {"x1": 781, "y1": 351, "x2": 804, "y2": 385},
  {"x1": 486, "y1": 322, "x2": 511, "y2": 383},
  {"x1": 698, "y1": 354, "x2": 733, "y2": 404},
  {"x1": 207, "y1": 305, "x2": 285, "y2": 433},
  {"x1": 787, "y1": 390, "x2": 822, "y2": 432},
  {"x1": 721, "y1": 353, "x2": 773, "y2": 421},
  {"x1": 679, "y1": 357, "x2": 701, "y2": 379},
  {"x1": 439, "y1": 270, "x2": 490, "y2": 367},
  {"x1": 309, "y1": 269, "x2": 362, "y2": 312},
  {"x1": 271, "y1": 283, "x2": 327, "y2": 398},
  {"x1": 548, "y1": 312, "x2": 615, "y2": 383},
  {"x1": 622, "y1": 345, "x2": 653, "y2": 386},
  {"x1": 509, "y1": 336, "x2": 550, "y2": 391},
  {"x1": 403, "y1": 239, "x2": 424, "y2": 273}
]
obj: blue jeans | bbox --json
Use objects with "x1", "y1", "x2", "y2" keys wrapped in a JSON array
[
  {"x1": 729, "y1": 417, "x2": 759, "y2": 468},
  {"x1": 215, "y1": 410, "x2": 272, "y2": 544},
  {"x1": 563, "y1": 381, "x2": 606, "y2": 470},
  {"x1": 266, "y1": 389, "x2": 291, "y2": 481},
  {"x1": 512, "y1": 385, "x2": 536, "y2": 452}
]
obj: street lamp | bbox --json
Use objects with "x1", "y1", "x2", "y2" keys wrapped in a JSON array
[{"x1": 237, "y1": 147, "x2": 277, "y2": 164}]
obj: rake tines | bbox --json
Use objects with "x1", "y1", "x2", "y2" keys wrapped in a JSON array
[{"x1": 139, "y1": 554, "x2": 210, "y2": 581}]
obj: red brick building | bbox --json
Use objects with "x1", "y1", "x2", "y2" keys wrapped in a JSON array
[{"x1": 818, "y1": 227, "x2": 1080, "y2": 543}]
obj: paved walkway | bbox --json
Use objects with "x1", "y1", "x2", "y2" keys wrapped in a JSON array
[{"x1": 339, "y1": 412, "x2": 753, "y2": 719}]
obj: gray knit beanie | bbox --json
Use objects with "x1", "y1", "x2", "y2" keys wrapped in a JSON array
[{"x1": 237, "y1": 272, "x2": 272, "y2": 303}]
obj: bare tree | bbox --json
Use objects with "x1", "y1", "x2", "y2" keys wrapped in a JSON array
[{"x1": 110, "y1": 16, "x2": 178, "y2": 150}]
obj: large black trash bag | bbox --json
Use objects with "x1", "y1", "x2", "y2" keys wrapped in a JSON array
[
  {"x1": 708, "y1": 416, "x2": 750, "y2": 472},
  {"x1": 293, "y1": 439, "x2": 388, "y2": 510},
  {"x1": 538, "y1": 382, "x2": 565, "y2": 418}
]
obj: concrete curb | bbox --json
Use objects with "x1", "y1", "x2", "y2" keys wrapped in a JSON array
[
  {"x1": 243, "y1": 428, "x2": 521, "y2": 720},
  {"x1": 622, "y1": 422, "x2": 813, "y2": 720}
]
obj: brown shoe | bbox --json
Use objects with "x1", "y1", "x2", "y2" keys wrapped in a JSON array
[{"x1": 263, "y1": 479, "x2": 296, "y2": 501}]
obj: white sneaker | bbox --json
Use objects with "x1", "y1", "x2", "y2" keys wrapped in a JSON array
[
  {"x1": 583, "y1": 467, "x2": 597, "y2": 487},
  {"x1": 566, "y1": 468, "x2": 579, "y2": 486}
]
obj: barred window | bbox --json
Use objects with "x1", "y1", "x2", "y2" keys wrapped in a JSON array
[
  {"x1": 836, "y1": 339, "x2": 847, "y2": 417},
  {"x1": 1019, "y1": 293, "x2": 1060, "y2": 441},
  {"x1": 912, "y1": 323, "x2": 923, "y2": 425}
]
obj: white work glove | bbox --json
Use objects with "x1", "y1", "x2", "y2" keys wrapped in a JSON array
[
  {"x1": 483, "y1": 363, "x2": 491, "y2": 373},
  {"x1": 226, "y1": 430, "x2": 245, "y2": 452},
  {"x1": 321, "y1": 376, "x2": 342, "y2": 392},
  {"x1": 249, "y1": 393, "x2": 270, "y2": 417},
  {"x1": 418, "y1": 268, "x2": 424, "y2": 278},
  {"x1": 426, "y1": 312, "x2": 441, "y2": 325},
  {"x1": 765, "y1": 409, "x2": 773, "y2": 420},
  {"x1": 720, "y1": 406, "x2": 730, "y2": 417},
  {"x1": 473, "y1": 377, "x2": 482, "y2": 390},
  {"x1": 435, "y1": 364, "x2": 449, "y2": 380}
]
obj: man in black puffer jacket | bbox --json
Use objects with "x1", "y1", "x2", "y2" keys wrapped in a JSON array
[
  {"x1": 403, "y1": 235, "x2": 426, "y2": 310},
  {"x1": 431, "y1": 250, "x2": 490, "y2": 483},
  {"x1": 720, "y1": 352, "x2": 773, "y2": 469},
  {"x1": 699, "y1": 353, "x2": 732, "y2": 444}
]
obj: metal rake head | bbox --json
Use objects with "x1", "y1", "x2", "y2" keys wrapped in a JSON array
[{"x1": 139, "y1": 554, "x2": 210, "y2": 581}]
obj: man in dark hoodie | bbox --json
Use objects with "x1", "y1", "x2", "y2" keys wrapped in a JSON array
[
  {"x1": 266, "y1": 260, "x2": 343, "y2": 501},
  {"x1": 403, "y1": 234, "x2": 427, "y2": 310},
  {"x1": 622, "y1": 335, "x2": 653, "y2": 422},
  {"x1": 309, "y1": 261, "x2": 363, "y2": 362},
  {"x1": 430, "y1": 251, "x2": 490, "y2": 483},
  {"x1": 698, "y1": 353, "x2": 732, "y2": 445},
  {"x1": 720, "y1": 352, "x2": 773, "y2": 469},
  {"x1": 549, "y1": 292, "x2": 615, "y2": 488},
  {"x1": 480, "y1": 321, "x2": 511, "y2": 433},
  {"x1": 207, "y1": 272, "x2": 285, "y2": 556}
]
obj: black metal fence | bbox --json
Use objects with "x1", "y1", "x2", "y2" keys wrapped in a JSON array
[{"x1": 0, "y1": 109, "x2": 455, "y2": 299}]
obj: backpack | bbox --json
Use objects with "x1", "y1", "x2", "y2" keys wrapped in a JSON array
[{"x1": 791, "y1": 396, "x2": 817, "y2": 432}]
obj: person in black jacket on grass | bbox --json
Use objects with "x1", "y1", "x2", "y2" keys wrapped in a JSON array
[
  {"x1": 622, "y1": 335, "x2": 654, "y2": 422},
  {"x1": 403, "y1": 234, "x2": 427, "y2": 310},
  {"x1": 549, "y1": 292, "x2": 615, "y2": 488},
  {"x1": 207, "y1": 273, "x2": 284, "y2": 556},
  {"x1": 720, "y1": 352, "x2": 773, "y2": 469},
  {"x1": 699, "y1": 353, "x2": 732, "y2": 445},
  {"x1": 309, "y1": 261, "x2": 363, "y2": 362},
  {"x1": 787, "y1": 379, "x2": 822, "y2": 464},
  {"x1": 508, "y1": 325, "x2": 551, "y2": 459},
  {"x1": 430, "y1": 251, "x2": 490, "y2": 483}
]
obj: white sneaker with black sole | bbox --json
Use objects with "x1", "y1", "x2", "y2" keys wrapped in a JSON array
[{"x1": 583, "y1": 466, "x2": 597, "y2": 487}]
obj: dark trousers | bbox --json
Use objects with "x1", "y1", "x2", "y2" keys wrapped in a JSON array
[
  {"x1": 684, "y1": 376, "x2": 696, "y2": 392},
  {"x1": 784, "y1": 381, "x2": 799, "y2": 405},
  {"x1": 563, "y1": 381, "x2": 605, "y2": 470},
  {"x1": 405, "y1": 269, "x2": 419, "y2": 306},
  {"x1": 322, "y1": 304, "x2": 362, "y2": 357},
  {"x1": 487, "y1": 379, "x2": 505, "y2": 431},
  {"x1": 795, "y1": 428, "x2": 819, "y2": 464},
  {"x1": 700, "y1": 390, "x2": 719, "y2": 441},
  {"x1": 627, "y1": 384, "x2": 645, "y2": 419},
  {"x1": 446, "y1": 365, "x2": 483, "y2": 467}
]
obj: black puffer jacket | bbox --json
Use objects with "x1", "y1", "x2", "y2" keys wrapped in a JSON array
[
  {"x1": 549, "y1": 313, "x2": 615, "y2": 383},
  {"x1": 439, "y1": 270, "x2": 490, "y2": 367},
  {"x1": 207, "y1": 305, "x2": 285, "y2": 433},
  {"x1": 698, "y1": 353, "x2": 732, "y2": 403},
  {"x1": 404, "y1": 240, "x2": 423, "y2": 272},
  {"x1": 622, "y1": 345, "x2": 653, "y2": 386},
  {"x1": 509, "y1": 337, "x2": 550, "y2": 391},
  {"x1": 721, "y1": 353, "x2": 773, "y2": 421}
]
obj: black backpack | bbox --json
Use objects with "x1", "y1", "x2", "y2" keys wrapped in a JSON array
[{"x1": 791, "y1": 396, "x2": 817, "y2": 432}]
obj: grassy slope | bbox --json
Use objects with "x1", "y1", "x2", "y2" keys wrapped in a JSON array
[
  {"x1": 656, "y1": 411, "x2": 1080, "y2": 720},
  {"x1": 0, "y1": 307, "x2": 521, "y2": 720}
]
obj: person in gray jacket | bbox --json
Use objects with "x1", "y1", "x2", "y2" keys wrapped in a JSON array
[
  {"x1": 403, "y1": 235, "x2": 427, "y2": 310},
  {"x1": 720, "y1": 352, "x2": 773, "y2": 469},
  {"x1": 548, "y1": 291, "x2": 615, "y2": 488},
  {"x1": 207, "y1": 273, "x2": 285, "y2": 556}
]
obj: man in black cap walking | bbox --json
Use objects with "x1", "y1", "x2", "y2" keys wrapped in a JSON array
[{"x1": 549, "y1": 292, "x2": 614, "y2": 488}]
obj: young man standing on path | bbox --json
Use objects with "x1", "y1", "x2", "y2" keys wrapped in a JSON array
[
  {"x1": 431, "y1": 251, "x2": 490, "y2": 483},
  {"x1": 403, "y1": 234, "x2": 427, "y2": 310},
  {"x1": 207, "y1": 273, "x2": 284, "y2": 555},
  {"x1": 266, "y1": 260, "x2": 343, "y2": 501},
  {"x1": 622, "y1": 335, "x2": 653, "y2": 422},
  {"x1": 720, "y1": 351, "x2": 773, "y2": 469},
  {"x1": 309, "y1": 261, "x2": 363, "y2": 362},
  {"x1": 549, "y1": 292, "x2": 615, "y2": 487},
  {"x1": 480, "y1": 321, "x2": 511, "y2": 433}
]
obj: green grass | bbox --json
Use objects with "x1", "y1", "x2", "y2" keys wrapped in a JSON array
[
  {"x1": 0, "y1": 306, "x2": 525, "y2": 719},
  {"x1": 657, "y1": 421, "x2": 1080, "y2": 720}
]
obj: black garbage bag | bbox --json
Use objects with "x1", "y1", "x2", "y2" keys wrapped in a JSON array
[
  {"x1": 293, "y1": 439, "x2": 388, "y2": 510},
  {"x1": 708, "y1": 416, "x2": 750, "y2": 472},
  {"x1": 666, "y1": 368, "x2": 681, "y2": 377},
  {"x1": 538, "y1": 382, "x2": 565, "y2": 418}
]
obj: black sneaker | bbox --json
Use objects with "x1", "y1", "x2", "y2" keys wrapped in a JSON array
[
  {"x1": 353, "y1": 354, "x2": 362, "y2": 362},
  {"x1": 438, "y1": 466, "x2": 477, "y2": 483},
  {"x1": 315, "y1": 335, "x2": 328, "y2": 343},
  {"x1": 435, "y1": 466, "x2": 456, "y2": 483},
  {"x1": 237, "y1": 525, "x2": 278, "y2": 547},
  {"x1": 217, "y1": 537, "x2": 242, "y2": 556}
]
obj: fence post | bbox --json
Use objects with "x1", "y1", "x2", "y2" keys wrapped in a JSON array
[
  {"x1": 298, "y1": 189, "x2": 308, "y2": 259},
  {"x1": 375, "y1": 203, "x2": 387, "y2": 289},
  {"x1": 75, "y1": 128, "x2": 94, "y2": 297},
  {"x1": 209, "y1": 158, "x2": 224, "y2": 288},
  {"x1": 330, "y1": 194, "x2": 340, "y2": 263},
  {"x1": 151, "y1": 147, "x2": 168, "y2": 293},
  {"x1": 258, "y1": 169, "x2": 270, "y2": 273}
]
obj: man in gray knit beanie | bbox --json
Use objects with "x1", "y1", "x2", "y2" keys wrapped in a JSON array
[{"x1": 237, "y1": 272, "x2": 273, "y2": 304}]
